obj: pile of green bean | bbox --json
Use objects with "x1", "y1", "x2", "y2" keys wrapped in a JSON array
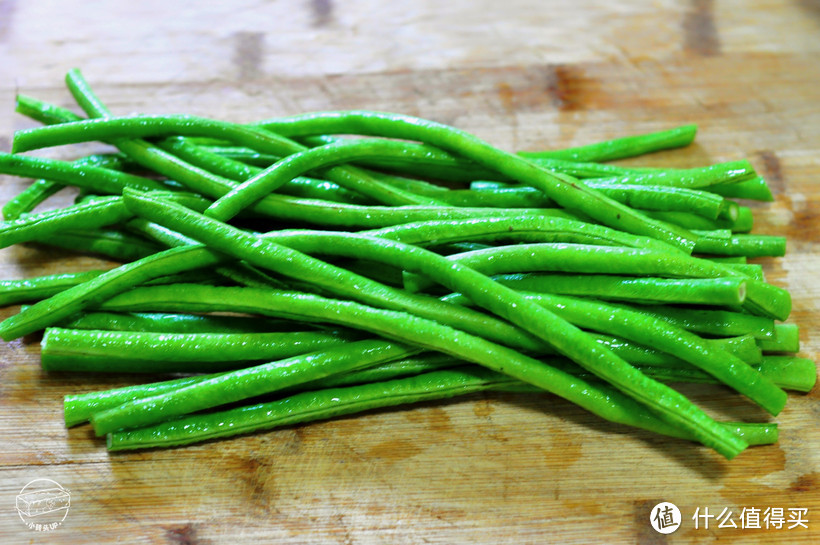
[{"x1": 0, "y1": 69, "x2": 814, "y2": 459}]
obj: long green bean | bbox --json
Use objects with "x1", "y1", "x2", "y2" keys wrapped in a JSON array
[
  {"x1": 693, "y1": 233, "x2": 786, "y2": 258},
  {"x1": 159, "y1": 137, "x2": 370, "y2": 204},
  {"x1": 0, "y1": 245, "x2": 220, "y2": 341},
  {"x1": 253, "y1": 194, "x2": 582, "y2": 227},
  {"x1": 254, "y1": 113, "x2": 699, "y2": 250},
  {"x1": 104, "y1": 367, "x2": 773, "y2": 452},
  {"x1": 0, "y1": 153, "x2": 167, "y2": 195},
  {"x1": 7, "y1": 206, "x2": 595, "y2": 358},
  {"x1": 708, "y1": 176, "x2": 774, "y2": 202},
  {"x1": 441, "y1": 288, "x2": 785, "y2": 413},
  {"x1": 1, "y1": 86, "x2": 804, "y2": 458},
  {"x1": 276, "y1": 201, "x2": 579, "y2": 228},
  {"x1": 64, "y1": 71, "x2": 446, "y2": 207},
  {"x1": 59, "y1": 311, "x2": 295, "y2": 334},
  {"x1": 4, "y1": 272, "x2": 214, "y2": 311},
  {"x1": 441, "y1": 286, "x2": 773, "y2": 340},
  {"x1": 94, "y1": 283, "x2": 750, "y2": 457},
  {"x1": 13, "y1": 112, "x2": 698, "y2": 251},
  {"x1": 517, "y1": 125, "x2": 698, "y2": 162},
  {"x1": 405, "y1": 242, "x2": 773, "y2": 311},
  {"x1": 298, "y1": 134, "x2": 754, "y2": 192},
  {"x1": 41, "y1": 327, "x2": 359, "y2": 373},
  {"x1": 38, "y1": 228, "x2": 162, "y2": 262},
  {"x1": 204, "y1": 139, "x2": 479, "y2": 220},
  {"x1": 529, "y1": 157, "x2": 653, "y2": 178},
  {"x1": 586, "y1": 160, "x2": 756, "y2": 190},
  {"x1": 2, "y1": 179, "x2": 65, "y2": 221},
  {"x1": 647, "y1": 207, "x2": 755, "y2": 233},
  {"x1": 0, "y1": 197, "x2": 131, "y2": 249},
  {"x1": 15, "y1": 94, "x2": 83, "y2": 126},
  {"x1": 121, "y1": 192, "x2": 590, "y2": 353},
  {"x1": 589, "y1": 333, "x2": 761, "y2": 366},
  {"x1": 68, "y1": 342, "x2": 806, "y2": 432},
  {"x1": 1, "y1": 152, "x2": 131, "y2": 221},
  {"x1": 391, "y1": 179, "x2": 725, "y2": 219},
  {"x1": 7, "y1": 97, "x2": 119, "y2": 221},
  {"x1": 633, "y1": 305, "x2": 775, "y2": 339},
  {"x1": 206, "y1": 141, "x2": 652, "y2": 181},
  {"x1": 123, "y1": 190, "x2": 790, "y2": 415},
  {"x1": 360, "y1": 216, "x2": 672, "y2": 252},
  {"x1": 486, "y1": 273, "x2": 747, "y2": 306},
  {"x1": 402, "y1": 242, "x2": 790, "y2": 320},
  {"x1": 0, "y1": 190, "x2": 211, "y2": 252},
  {"x1": 90, "y1": 339, "x2": 423, "y2": 435},
  {"x1": 0, "y1": 271, "x2": 106, "y2": 307}
]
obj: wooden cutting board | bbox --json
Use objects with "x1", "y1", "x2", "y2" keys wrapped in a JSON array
[{"x1": 1, "y1": 1, "x2": 818, "y2": 543}]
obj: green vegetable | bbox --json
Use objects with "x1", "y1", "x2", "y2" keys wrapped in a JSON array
[
  {"x1": 67, "y1": 350, "x2": 812, "y2": 431},
  {"x1": 402, "y1": 242, "x2": 791, "y2": 320},
  {"x1": 584, "y1": 160, "x2": 757, "y2": 190},
  {"x1": 93, "y1": 282, "x2": 749, "y2": 458},
  {"x1": 0, "y1": 271, "x2": 106, "y2": 306},
  {"x1": 0, "y1": 245, "x2": 217, "y2": 341},
  {"x1": 59, "y1": 311, "x2": 296, "y2": 334},
  {"x1": 41, "y1": 328, "x2": 359, "y2": 373},
  {"x1": 90, "y1": 339, "x2": 421, "y2": 435},
  {"x1": 0, "y1": 75, "x2": 810, "y2": 459},
  {"x1": 13, "y1": 112, "x2": 698, "y2": 251},
  {"x1": 517, "y1": 125, "x2": 698, "y2": 162},
  {"x1": 0, "y1": 153, "x2": 166, "y2": 195},
  {"x1": 708, "y1": 176, "x2": 774, "y2": 201},
  {"x1": 159, "y1": 137, "x2": 369, "y2": 204},
  {"x1": 487, "y1": 273, "x2": 748, "y2": 307},
  {"x1": 757, "y1": 324, "x2": 800, "y2": 353},
  {"x1": 104, "y1": 367, "x2": 775, "y2": 451},
  {"x1": 37, "y1": 228, "x2": 162, "y2": 262}
]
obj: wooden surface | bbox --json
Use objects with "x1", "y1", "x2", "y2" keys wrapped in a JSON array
[{"x1": 1, "y1": 1, "x2": 819, "y2": 543}]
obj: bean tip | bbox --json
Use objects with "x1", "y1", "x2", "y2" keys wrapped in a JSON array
[
  {"x1": 89, "y1": 412, "x2": 111, "y2": 437},
  {"x1": 737, "y1": 281, "x2": 748, "y2": 305},
  {"x1": 120, "y1": 186, "x2": 148, "y2": 209},
  {"x1": 762, "y1": 388, "x2": 789, "y2": 417}
]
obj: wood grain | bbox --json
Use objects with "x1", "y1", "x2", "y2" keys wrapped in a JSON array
[{"x1": 1, "y1": 1, "x2": 818, "y2": 543}]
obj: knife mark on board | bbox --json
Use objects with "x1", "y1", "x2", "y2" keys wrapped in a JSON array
[
  {"x1": 232, "y1": 31, "x2": 265, "y2": 81},
  {"x1": 683, "y1": 0, "x2": 721, "y2": 56}
]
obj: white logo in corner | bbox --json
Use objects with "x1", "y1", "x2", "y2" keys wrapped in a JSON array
[
  {"x1": 16, "y1": 478, "x2": 70, "y2": 532},
  {"x1": 650, "y1": 501, "x2": 681, "y2": 534}
]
